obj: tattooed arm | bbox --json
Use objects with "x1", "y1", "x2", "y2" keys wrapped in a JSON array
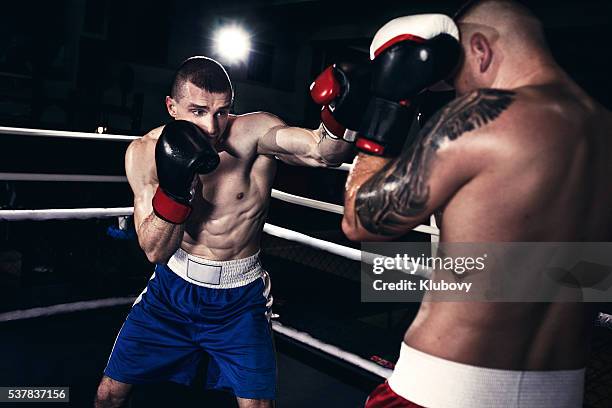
[
  {"x1": 342, "y1": 89, "x2": 516, "y2": 240},
  {"x1": 255, "y1": 112, "x2": 352, "y2": 167}
]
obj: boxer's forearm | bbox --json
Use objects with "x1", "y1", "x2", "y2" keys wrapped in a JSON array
[
  {"x1": 315, "y1": 131, "x2": 353, "y2": 166},
  {"x1": 342, "y1": 154, "x2": 392, "y2": 240},
  {"x1": 259, "y1": 124, "x2": 351, "y2": 167},
  {"x1": 137, "y1": 213, "x2": 185, "y2": 264}
]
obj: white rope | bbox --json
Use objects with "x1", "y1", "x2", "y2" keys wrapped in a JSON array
[
  {"x1": 271, "y1": 189, "x2": 343, "y2": 214},
  {"x1": 0, "y1": 126, "x2": 138, "y2": 142},
  {"x1": 331, "y1": 163, "x2": 352, "y2": 172},
  {"x1": 0, "y1": 297, "x2": 391, "y2": 379},
  {"x1": 264, "y1": 223, "x2": 362, "y2": 261},
  {"x1": 0, "y1": 173, "x2": 128, "y2": 183},
  {"x1": 263, "y1": 223, "x2": 431, "y2": 278},
  {"x1": 0, "y1": 207, "x2": 133, "y2": 221},
  {"x1": 269, "y1": 190, "x2": 437, "y2": 235},
  {"x1": 271, "y1": 321, "x2": 391, "y2": 378},
  {"x1": 0, "y1": 297, "x2": 135, "y2": 322}
]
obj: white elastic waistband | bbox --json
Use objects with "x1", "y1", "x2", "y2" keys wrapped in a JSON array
[
  {"x1": 166, "y1": 248, "x2": 263, "y2": 289},
  {"x1": 388, "y1": 343, "x2": 584, "y2": 408}
]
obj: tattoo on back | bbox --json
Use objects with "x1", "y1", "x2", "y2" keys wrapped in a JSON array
[{"x1": 355, "y1": 89, "x2": 516, "y2": 236}]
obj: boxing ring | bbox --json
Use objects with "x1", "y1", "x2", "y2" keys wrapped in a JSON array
[{"x1": 1, "y1": 125, "x2": 612, "y2": 406}]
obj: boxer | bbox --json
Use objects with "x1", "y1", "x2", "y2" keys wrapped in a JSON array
[
  {"x1": 94, "y1": 56, "x2": 366, "y2": 408},
  {"x1": 343, "y1": 3, "x2": 612, "y2": 407}
]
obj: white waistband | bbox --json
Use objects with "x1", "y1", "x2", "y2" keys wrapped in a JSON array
[
  {"x1": 388, "y1": 343, "x2": 584, "y2": 408},
  {"x1": 165, "y1": 248, "x2": 263, "y2": 288}
]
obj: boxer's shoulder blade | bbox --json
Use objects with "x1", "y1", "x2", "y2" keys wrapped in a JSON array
[{"x1": 489, "y1": 85, "x2": 590, "y2": 155}]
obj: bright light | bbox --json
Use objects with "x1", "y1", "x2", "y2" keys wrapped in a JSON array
[{"x1": 214, "y1": 25, "x2": 251, "y2": 63}]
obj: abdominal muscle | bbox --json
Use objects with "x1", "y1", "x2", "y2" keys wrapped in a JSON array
[{"x1": 178, "y1": 157, "x2": 274, "y2": 261}]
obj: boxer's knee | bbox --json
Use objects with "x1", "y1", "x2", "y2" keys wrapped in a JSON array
[
  {"x1": 94, "y1": 376, "x2": 131, "y2": 408},
  {"x1": 236, "y1": 397, "x2": 274, "y2": 408}
]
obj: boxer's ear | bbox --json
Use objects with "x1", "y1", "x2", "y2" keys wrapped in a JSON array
[
  {"x1": 166, "y1": 96, "x2": 177, "y2": 117},
  {"x1": 470, "y1": 32, "x2": 492, "y2": 73}
]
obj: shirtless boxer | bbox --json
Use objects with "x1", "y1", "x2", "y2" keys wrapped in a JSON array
[
  {"x1": 342, "y1": 3, "x2": 612, "y2": 407},
  {"x1": 94, "y1": 56, "x2": 366, "y2": 407}
]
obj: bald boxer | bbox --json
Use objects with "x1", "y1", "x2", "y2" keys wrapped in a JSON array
[
  {"x1": 94, "y1": 56, "x2": 366, "y2": 408},
  {"x1": 343, "y1": 3, "x2": 612, "y2": 407}
]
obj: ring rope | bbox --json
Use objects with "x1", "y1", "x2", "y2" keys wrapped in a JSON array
[
  {"x1": 272, "y1": 321, "x2": 392, "y2": 378},
  {"x1": 0, "y1": 173, "x2": 128, "y2": 183},
  {"x1": 0, "y1": 173, "x2": 440, "y2": 236},
  {"x1": 0, "y1": 126, "x2": 138, "y2": 142},
  {"x1": 0, "y1": 297, "x2": 391, "y2": 379},
  {"x1": 271, "y1": 189, "x2": 343, "y2": 215},
  {"x1": 0, "y1": 126, "x2": 353, "y2": 169},
  {"x1": 331, "y1": 163, "x2": 352, "y2": 172},
  {"x1": 0, "y1": 207, "x2": 134, "y2": 221}
]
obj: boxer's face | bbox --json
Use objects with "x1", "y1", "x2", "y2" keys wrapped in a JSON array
[{"x1": 166, "y1": 81, "x2": 232, "y2": 149}]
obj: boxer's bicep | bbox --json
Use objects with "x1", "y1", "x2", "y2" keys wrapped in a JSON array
[
  {"x1": 355, "y1": 89, "x2": 517, "y2": 236},
  {"x1": 125, "y1": 139, "x2": 157, "y2": 233}
]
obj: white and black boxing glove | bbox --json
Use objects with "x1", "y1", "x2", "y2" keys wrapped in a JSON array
[{"x1": 356, "y1": 14, "x2": 461, "y2": 156}]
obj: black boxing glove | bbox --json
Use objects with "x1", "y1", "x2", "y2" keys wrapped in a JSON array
[
  {"x1": 152, "y1": 120, "x2": 220, "y2": 224},
  {"x1": 357, "y1": 14, "x2": 461, "y2": 156},
  {"x1": 310, "y1": 62, "x2": 371, "y2": 141}
]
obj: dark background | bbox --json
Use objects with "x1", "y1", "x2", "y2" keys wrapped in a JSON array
[{"x1": 0, "y1": 1, "x2": 611, "y2": 407}]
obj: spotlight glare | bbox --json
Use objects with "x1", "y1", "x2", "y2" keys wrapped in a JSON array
[{"x1": 214, "y1": 25, "x2": 251, "y2": 63}]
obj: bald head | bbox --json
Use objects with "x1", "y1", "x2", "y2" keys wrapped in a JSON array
[
  {"x1": 456, "y1": 0, "x2": 547, "y2": 50},
  {"x1": 451, "y1": 0, "x2": 554, "y2": 94}
]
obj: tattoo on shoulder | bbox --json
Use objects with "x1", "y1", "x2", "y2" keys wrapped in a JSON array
[{"x1": 355, "y1": 89, "x2": 516, "y2": 236}]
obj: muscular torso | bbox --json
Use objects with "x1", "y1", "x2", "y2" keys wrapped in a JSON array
[
  {"x1": 405, "y1": 83, "x2": 612, "y2": 369},
  {"x1": 184, "y1": 147, "x2": 275, "y2": 260},
  {"x1": 143, "y1": 115, "x2": 277, "y2": 260}
]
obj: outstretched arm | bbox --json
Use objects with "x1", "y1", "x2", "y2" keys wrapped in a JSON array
[
  {"x1": 257, "y1": 61, "x2": 373, "y2": 167},
  {"x1": 256, "y1": 112, "x2": 352, "y2": 167},
  {"x1": 342, "y1": 89, "x2": 516, "y2": 241}
]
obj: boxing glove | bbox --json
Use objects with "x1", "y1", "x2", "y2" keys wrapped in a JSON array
[
  {"x1": 310, "y1": 62, "x2": 371, "y2": 141},
  {"x1": 357, "y1": 14, "x2": 461, "y2": 156},
  {"x1": 152, "y1": 120, "x2": 220, "y2": 224}
]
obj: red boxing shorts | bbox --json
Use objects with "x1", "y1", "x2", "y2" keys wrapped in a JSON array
[{"x1": 365, "y1": 382, "x2": 423, "y2": 408}]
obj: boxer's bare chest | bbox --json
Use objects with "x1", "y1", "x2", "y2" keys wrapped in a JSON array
[{"x1": 188, "y1": 141, "x2": 276, "y2": 228}]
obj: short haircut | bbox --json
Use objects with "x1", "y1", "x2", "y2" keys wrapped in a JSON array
[
  {"x1": 453, "y1": 0, "x2": 547, "y2": 49},
  {"x1": 454, "y1": 0, "x2": 533, "y2": 21},
  {"x1": 170, "y1": 56, "x2": 234, "y2": 101}
]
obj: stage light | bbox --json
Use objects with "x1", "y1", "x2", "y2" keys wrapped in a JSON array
[{"x1": 214, "y1": 25, "x2": 251, "y2": 63}]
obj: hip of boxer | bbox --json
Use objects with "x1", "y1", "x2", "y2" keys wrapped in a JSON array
[
  {"x1": 166, "y1": 247, "x2": 264, "y2": 289},
  {"x1": 366, "y1": 342, "x2": 584, "y2": 408}
]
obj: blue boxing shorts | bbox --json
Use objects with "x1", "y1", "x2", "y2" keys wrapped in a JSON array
[{"x1": 104, "y1": 249, "x2": 276, "y2": 400}]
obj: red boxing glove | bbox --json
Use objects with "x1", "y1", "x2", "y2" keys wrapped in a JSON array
[
  {"x1": 152, "y1": 187, "x2": 192, "y2": 224},
  {"x1": 310, "y1": 66, "x2": 341, "y2": 105},
  {"x1": 310, "y1": 63, "x2": 371, "y2": 141}
]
